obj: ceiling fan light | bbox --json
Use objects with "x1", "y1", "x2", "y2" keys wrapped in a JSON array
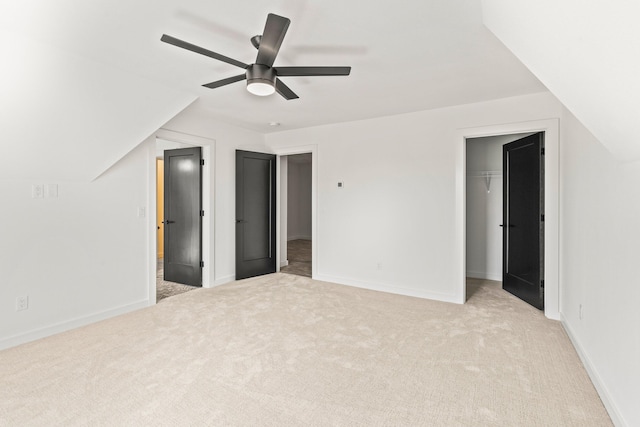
[
  {"x1": 247, "y1": 81, "x2": 275, "y2": 96},
  {"x1": 246, "y1": 64, "x2": 276, "y2": 97}
]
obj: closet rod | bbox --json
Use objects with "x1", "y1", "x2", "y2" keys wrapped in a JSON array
[{"x1": 467, "y1": 171, "x2": 502, "y2": 193}]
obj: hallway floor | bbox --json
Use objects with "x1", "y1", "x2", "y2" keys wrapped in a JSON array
[{"x1": 280, "y1": 239, "x2": 312, "y2": 278}]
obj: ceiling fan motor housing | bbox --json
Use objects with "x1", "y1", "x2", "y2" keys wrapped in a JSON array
[
  {"x1": 247, "y1": 64, "x2": 276, "y2": 85},
  {"x1": 246, "y1": 64, "x2": 277, "y2": 95}
]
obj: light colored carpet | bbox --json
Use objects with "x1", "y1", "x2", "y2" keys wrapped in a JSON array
[
  {"x1": 0, "y1": 274, "x2": 610, "y2": 426},
  {"x1": 281, "y1": 239, "x2": 312, "y2": 278}
]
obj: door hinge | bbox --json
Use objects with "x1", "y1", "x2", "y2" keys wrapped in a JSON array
[
  {"x1": 200, "y1": 210, "x2": 205, "y2": 217},
  {"x1": 541, "y1": 147, "x2": 545, "y2": 155},
  {"x1": 541, "y1": 213, "x2": 545, "y2": 222},
  {"x1": 541, "y1": 279, "x2": 545, "y2": 289},
  {"x1": 201, "y1": 159, "x2": 205, "y2": 166},
  {"x1": 200, "y1": 261, "x2": 204, "y2": 268}
]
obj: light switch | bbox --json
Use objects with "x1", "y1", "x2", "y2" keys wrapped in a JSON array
[
  {"x1": 137, "y1": 207, "x2": 146, "y2": 218},
  {"x1": 47, "y1": 184, "x2": 58, "y2": 198},
  {"x1": 32, "y1": 184, "x2": 44, "y2": 198}
]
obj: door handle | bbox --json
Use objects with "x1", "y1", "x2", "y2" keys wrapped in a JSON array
[
  {"x1": 164, "y1": 220, "x2": 175, "y2": 224},
  {"x1": 499, "y1": 224, "x2": 514, "y2": 227},
  {"x1": 236, "y1": 219, "x2": 246, "y2": 224}
]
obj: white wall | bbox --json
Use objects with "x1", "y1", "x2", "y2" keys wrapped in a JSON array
[
  {"x1": 560, "y1": 108, "x2": 640, "y2": 426},
  {"x1": 466, "y1": 175, "x2": 502, "y2": 281},
  {"x1": 0, "y1": 102, "x2": 266, "y2": 349},
  {"x1": 287, "y1": 159, "x2": 312, "y2": 241},
  {"x1": 266, "y1": 92, "x2": 561, "y2": 303},
  {"x1": 0, "y1": 140, "x2": 151, "y2": 349}
]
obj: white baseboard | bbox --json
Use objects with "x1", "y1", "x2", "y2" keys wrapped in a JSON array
[
  {"x1": 314, "y1": 273, "x2": 461, "y2": 304},
  {"x1": 280, "y1": 260, "x2": 289, "y2": 268},
  {"x1": 213, "y1": 274, "x2": 235, "y2": 287},
  {"x1": 561, "y1": 315, "x2": 626, "y2": 426},
  {"x1": 466, "y1": 271, "x2": 502, "y2": 282},
  {"x1": 0, "y1": 299, "x2": 149, "y2": 351}
]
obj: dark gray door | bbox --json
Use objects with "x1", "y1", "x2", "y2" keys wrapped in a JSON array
[
  {"x1": 236, "y1": 150, "x2": 276, "y2": 280},
  {"x1": 503, "y1": 133, "x2": 544, "y2": 309},
  {"x1": 164, "y1": 147, "x2": 202, "y2": 287}
]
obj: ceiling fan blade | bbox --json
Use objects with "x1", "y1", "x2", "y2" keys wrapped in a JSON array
[
  {"x1": 202, "y1": 74, "x2": 247, "y2": 89},
  {"x1": 275, "y1": 78, "x2": 299, "y2": 100},
  {"x1": 255, "y1": 14, "x2": 290, "y2": 67},
  {"x1": 275, "y1": 66, "x2": 351, "y2": 77},
  {"x1": 161, "y1": 34, "x2": 248, "y2": 69}
]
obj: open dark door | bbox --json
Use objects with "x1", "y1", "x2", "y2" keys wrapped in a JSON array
[
  {"x1": 164, "y1": 147, "x2": 202, "y2": 287},
  {"x1": 503, "y1": 133, "x2": 544, "y2": 309},
  {"x1": 236, "y1": 150, "x2": 276, "y2": 280}
]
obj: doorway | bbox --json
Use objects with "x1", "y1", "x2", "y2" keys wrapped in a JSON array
[
  {"x1": 465, "y1": 132, "x2": 543, "y2": 309},
  {"x1": 153, "y1": 135, "x2": 212, "y2": 303},
  {"x1": 163, "y1": 147, "x2": 203, "y2": 287},
  {"x1": 281, "y1": 153, "x2": 312, "y2": 277},
  {"x1": 155, "y1": 140, "x2": 200, "y2": 301},
  {"x1": 456, "y1": 119, "x2": 559, "y2": 319},
  {"x1": 274, "y1": 145, "x2": 317, "y2": 279}
]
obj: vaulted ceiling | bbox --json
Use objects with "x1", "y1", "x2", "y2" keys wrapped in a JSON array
[
  {"x1": 482, "y1": 0, "x2": 640, "y2": 162},
  {"x1": 3, "y1": 1, "x2": 635, "y2": 181}
]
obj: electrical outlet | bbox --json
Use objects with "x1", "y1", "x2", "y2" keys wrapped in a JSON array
[
  {"x1": 376, "y1": 262, "x2": 382, "y2": 270},
  {"x1": 16, "y1": 296, "x2": 29, "y2": 311}
]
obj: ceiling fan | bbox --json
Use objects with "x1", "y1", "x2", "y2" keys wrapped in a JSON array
[{"x1": 161, "y1": 13, "x2": 351, "y2": 100}]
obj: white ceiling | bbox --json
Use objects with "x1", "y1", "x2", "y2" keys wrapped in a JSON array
[
  {"x1": 2, "y1": 0, "x2": 546, "y2": 135},
  {"x1": 483, "y1": 0, "x2": 640, "y2": 162}
]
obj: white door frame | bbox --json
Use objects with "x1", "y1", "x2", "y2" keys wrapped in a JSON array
[
  {"x1": 147, "y1": 129, "x2": 215, "y2": 305},
  {"x1": 454, "y1": 119, "x2": 560, "y2": 319},
  {"x1": 273, "y1": 145, "x2": 317, "y2": 279}
]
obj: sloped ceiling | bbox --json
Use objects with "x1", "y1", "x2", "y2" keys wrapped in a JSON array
[
  {"x1": 482, "y1": 0, "x2": 640, "y2": 162},
  {"x1": 0, "y1": 35, "x2": 196, "y2": 181},
  {"x1": 0, "y1": 0, "x2": 548, "y2": 180},
  {"x1": 0, "y1": 7, "x2": 197, "y2": 181}
]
